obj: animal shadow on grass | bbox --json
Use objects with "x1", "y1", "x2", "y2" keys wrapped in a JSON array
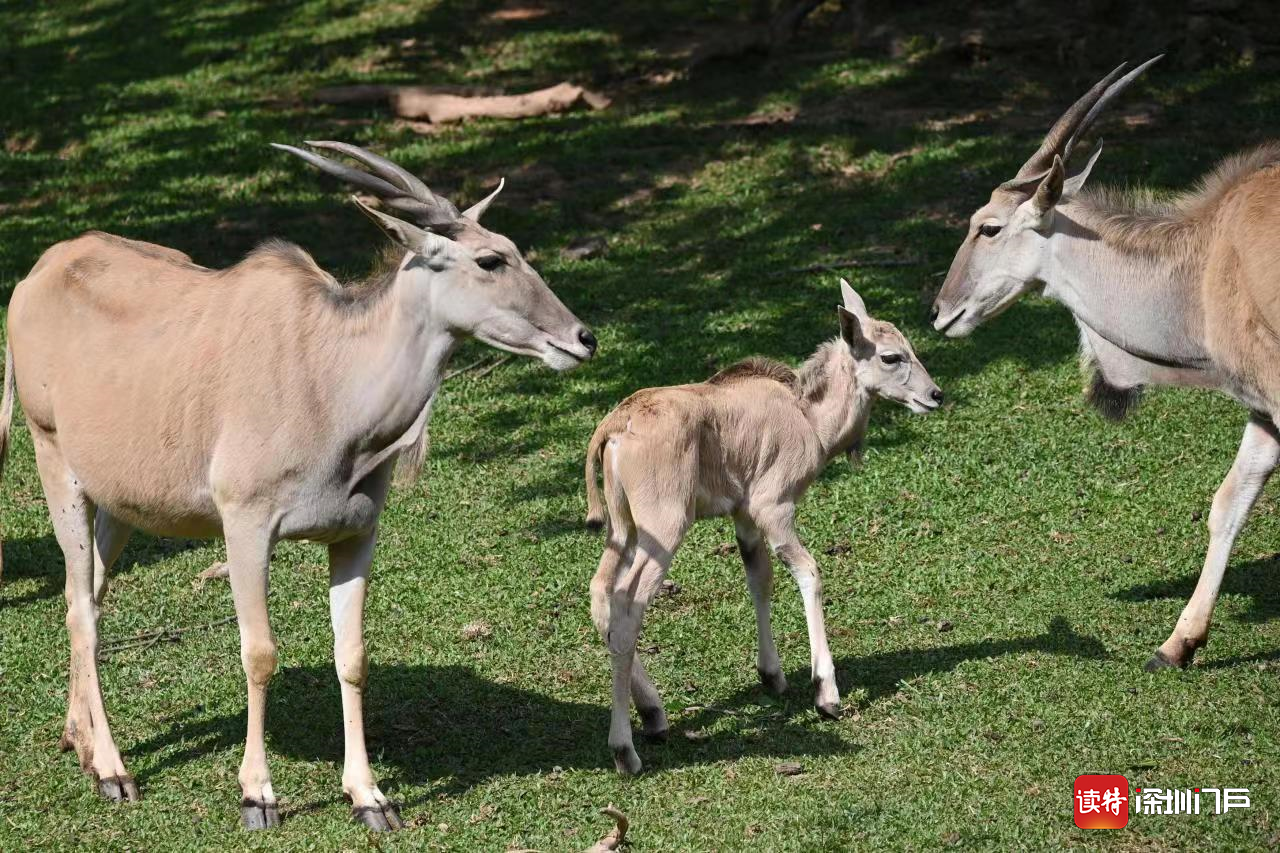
[
  {"x1": 0, "y1": 534, "x2": 205, "y2": 607},
  {"x1": 1112, "y1": 557, "x2": 1280, "y2": 668},
  {"x1": 690, "y1": 617, "x2": 1107, "y2": 722},
  {"x1": 129, "y1": 661, "x2": 850, "y2": 814},
  {"x1": 127, "y1": 618, "x2": 1104, "y2": 816}
]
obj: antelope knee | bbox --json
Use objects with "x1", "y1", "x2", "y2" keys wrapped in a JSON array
[
  {"x1": 242, "y1": 638, "x2": 278, "y2": 685},
  {"x1": 335, "y1": 641, "x2": 368, "y2": 687}
]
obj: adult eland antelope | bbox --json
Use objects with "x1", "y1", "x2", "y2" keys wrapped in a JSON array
[
  {"x1": 931, "y1": 56, "x2": 1280, "y2": 671},
  {"x1": 586, "y1": 281, "x2": 941, "y2": 774},
  {"x1": 1, "y1": 141, "x2": 595, "y2": 830}
]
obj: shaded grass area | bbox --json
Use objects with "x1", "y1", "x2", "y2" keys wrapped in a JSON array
[{"x1": 1, "y1": 1, "x2": 1279, "y2": 849}]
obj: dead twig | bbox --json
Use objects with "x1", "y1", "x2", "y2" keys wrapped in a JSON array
[
  {"x1": 443, "y1": 356, "x2": 488, "y2": 380},
  {"x1": 98, "y1": 615, "x2": 236, "y2": 660},
  {"x1": 470, "y1": 355, "x2": 513, "y2": 381},
  {"x1": 583, "y1": 805, "x2": 629, "y2": 852},
  {"x1": 769, "y1": 257, "x2": 920, "y2": 277}
]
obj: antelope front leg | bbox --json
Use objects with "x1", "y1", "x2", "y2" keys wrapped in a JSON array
[
  {"x1": 757, "y1": 505, "x2": 840, "y2": 718},
  {"x1": 329, "y1": 531, "x2": 402, "y2": 831},
  {"x1": 224, "y1": 523, "x2": 280, "y2": 830},
  {"x1": 735, "y1": 517, "x2": 786, "y2": 695},
  {"x1": 1148, "y1": 416, "x2": 1280, "y2": 670}
]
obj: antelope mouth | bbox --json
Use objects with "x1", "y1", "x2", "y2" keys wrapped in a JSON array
[
  {"x1": 909, "y1": 397, "x2": 941, "y2": 414},
  {"x1": 542, "y1": 340, "x2": 592, "y2": 371},
  {"x1": 934, "y1": 307, "x2": 967, "y2": 337},
  {"x1": 549, "y1": 342, "x2": 587, "y2": 363}
]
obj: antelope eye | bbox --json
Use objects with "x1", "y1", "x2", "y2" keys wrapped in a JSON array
[
  {"x1": 476, "y1": 254, "x2": 505, "y2": 271},
  {"x1": 880, "y1": 353, "x2": 903, "y2": 366},
  {"x1": 978, "y1": 223, "x2": 1002, "y2": 238}
]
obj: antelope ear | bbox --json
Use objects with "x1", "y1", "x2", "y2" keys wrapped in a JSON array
[
  {"x1": 462, "y1": 178, "x2": 505, "y2": 222},
  {"x1": 837, "y1": 304, "x2": 870, "y2": 355},
  {"x1": 1063, "y1": 140, "x2": 1103, "y2": 198},
  {"x1": 1031, "y1": 154, "x2": 1066, "y2": 216},
  {"x1": 839, "y1": 278, "x2": 869, "y2": 321},
  {"x1": 352, "y1": 197, "x2": 452, "y2": 257}
]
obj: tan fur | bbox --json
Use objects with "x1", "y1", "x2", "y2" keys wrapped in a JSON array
[
  {"x1": 6, "y1": 151, "x2": 593, "y2": 827},
  {"x1": 584, "y1": 297, "x2": 941, "y2": 774},
  {"x1": 931, "y1": 63, "x2": 1280, "y2": 671}
]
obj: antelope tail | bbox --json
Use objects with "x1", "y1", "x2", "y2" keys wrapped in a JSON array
[
  {"x1": 0, "y1": 341, "x2": 14, "y2": 582},
  {"x1": 584, "y1": 419, "x2": 611, "y2": 532}
]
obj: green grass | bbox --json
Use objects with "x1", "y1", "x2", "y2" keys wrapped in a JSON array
[{"x1": 1, "y1": 2, "x2": 1279, "y2": 849}]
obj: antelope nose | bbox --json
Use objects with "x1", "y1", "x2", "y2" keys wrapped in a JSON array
[
  {"x1": 928, "y1": 306, "x2": 939, "y2": 324},
  {"x1": 930, "y1": 388, "x2": 944, "y2": 405},
  {"x1": 578, "y1": 327, "x2": 598, "y2": 357}
]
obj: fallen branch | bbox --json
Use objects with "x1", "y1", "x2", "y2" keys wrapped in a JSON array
[
  {"x1": 769, "y1": 256, "x2": 920, "y2": 277},
  {"x1": 583, "y1": 805, "x2": 629, "y2": 853},
  {"x1": 99, "y1": 615, "x2": 236, "y2": 659},
  {"x1": 312, "y1": 82, "x2": 610, "y2": 124}
]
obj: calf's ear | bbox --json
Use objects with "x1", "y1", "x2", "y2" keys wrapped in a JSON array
[{"x1": 838, "y1": 305, "x2": 873, "y2": 357}]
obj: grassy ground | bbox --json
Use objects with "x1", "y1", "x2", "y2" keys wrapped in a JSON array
[{"x1": 1, "y1": 2, "x2": 1278, "y2": 849}]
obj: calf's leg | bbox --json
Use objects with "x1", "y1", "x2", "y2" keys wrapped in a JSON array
[
  {"x1": 329, "y1": 530, "x2": 403, "y2": 831},
  {"x1": 735, "y1": 516, "x2": 786, "y2": 695},
  {"x1": 589, "y1": 456, "x2": 667, "y2": 740},
  {"x1": 1148, "y1": 416, "x2": 1280, "y2": 670},
  {"x1": 756, "y1": 504, "x2": 840, "y2": 718},
  {"x1": 606, "y1": 512, "x2": 687, "y2": 775}
]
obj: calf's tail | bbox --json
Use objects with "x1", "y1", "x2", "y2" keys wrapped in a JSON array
[{"x1": 584, "y1": 417, "x2": 612, "y2": 532}]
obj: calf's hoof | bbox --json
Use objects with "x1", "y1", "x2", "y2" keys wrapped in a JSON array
[
  {"x1": 612, "y1": 745, "x2": 643, "y2": 776},
  {"x1": 353, "y1": 803, "x2": 404, "y2": 832},
  {"x1": 96, "y1": 774, "x2": 140, "y2": 803},
  {"x1": 757, "y1": 666, "x2": 788, "y2": 696},
  {"x1": 241, "y1": 798, "x2": 281, "y2": 830},
  {"x1": 1144, "y1": 648, "x2": 1191, "y2": 672},
  {"x1": 639, "y1": 705, "x2": 669, "y2": 742}
]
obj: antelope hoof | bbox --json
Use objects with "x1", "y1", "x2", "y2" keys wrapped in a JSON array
[
  {"x1": 757, "y1": 666, "x2": 788, "y2": 695},
  {"x1": 638, "y1": 705, "x2": 669, "y2": 742},
  {"x1": 816, "y1": 700, "x2": 842, "y2": 720},
  {"x1": 612, "y1": 745, "x2": 643, "y2": 776},
  {"x1": 96, "y1": 774, "x2": 140, "y2": 803},
  {"x1": 1145, "y1": 648, "x2": 1191, "y2": 672},
  {"x1": 353, "y1": 803, "x2": 404, "y2": 832},
  {"x1": 241, "y1": 798, "x2": 281, "y2": 830}
]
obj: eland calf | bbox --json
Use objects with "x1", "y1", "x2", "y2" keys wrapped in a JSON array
[
  {"x1": 2, "y1": 142, "x2": 594, "y2": 830},
  {"x1": 585, "y1": 281, "x2": 941, "y2": 774},
  {"x1": 931, "y1": 57, "x2": 1280, "y2": 671}
]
